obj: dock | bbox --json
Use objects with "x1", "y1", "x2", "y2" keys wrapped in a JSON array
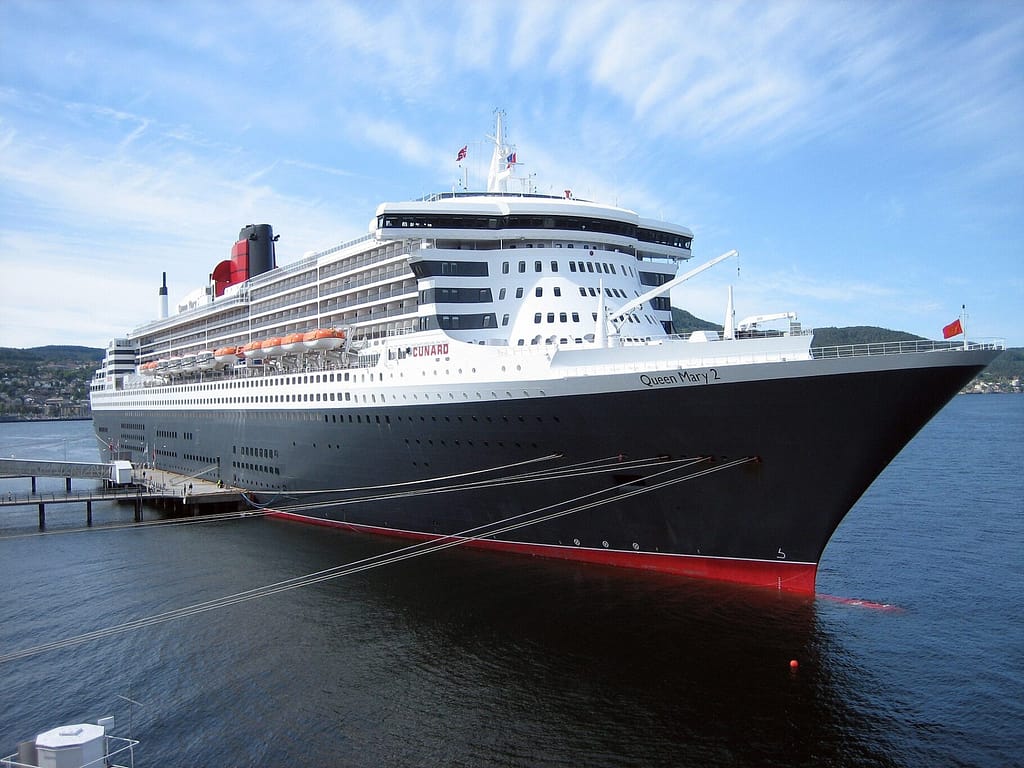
[{"x1": 0, "y1": 459, "x2": 247, "y2": 529}]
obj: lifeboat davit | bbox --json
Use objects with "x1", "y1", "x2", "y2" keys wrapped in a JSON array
[
  {"x1": 281, "y1": 332, "x2": 305, "y2": 353},
  {"x1": 260, "y1": 337, "x2": 285, "y2": 357},
  {"x1": 213, "y1": 346, "x2": 238, "y2": 365},
  {"x1": 241, "y1": 341, "x2": 263, "y2": 359},
  {"x1": 303, "y1": 328, "x2": 345, "y2": 350}
]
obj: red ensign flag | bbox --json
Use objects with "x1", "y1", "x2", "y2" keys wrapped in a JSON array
[
  {"x1": 456, "y1": 145, "x2": 467, "y2": 161},
  {"x1": 942, "y1": 318, "x2": 963, "y2": 339}
]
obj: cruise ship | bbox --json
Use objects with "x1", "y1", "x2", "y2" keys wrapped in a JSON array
[{"x1": 89, "y1": 114, "x2": 1001, "y2": 593}]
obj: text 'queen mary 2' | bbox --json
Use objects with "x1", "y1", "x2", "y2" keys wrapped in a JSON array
[{"x1": 90, "y1": 114, "x2": 1001, "y2": 593}]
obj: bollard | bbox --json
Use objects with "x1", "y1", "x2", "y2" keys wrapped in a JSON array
[
  {"x1": 38, "y1": 502, "x2": 45, "y2": 530},
  {"x1": 65, "y1": 477, "x2": 71, "y2": 493},
  {"x1": 86, "y1": 499, "x2": 93, "y2": 526},
  {"x1": 31, "y1": 476, "x2": 37, "y2": 494}
]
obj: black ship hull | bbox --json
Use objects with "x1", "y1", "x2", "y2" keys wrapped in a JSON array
[{"x1": 92, "y1": 348, "x2": 994, "y2": 592}]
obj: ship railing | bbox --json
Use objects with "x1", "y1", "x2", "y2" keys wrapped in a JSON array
[
  {"x1": 252, "y1": 257, "x2": 412, "y2": 308},
  {"x1": 2, "y1": 735, "x2": 138, "y2": 768},
  {"x1": 247, "y1": 233, "x2": 378, "y2": 291},
  {"x1": 309, "y1": 232, "x2": 376, "y2": 261},
  {"x1": 317, "y1": 243, "x2": 412, "y2": 280},
  {"x1": 249, "y1": 284, "x2": 416, "y2": 332},
  {"x1": 810, "y1": 338, "x2": 1004, "y2": 359}
]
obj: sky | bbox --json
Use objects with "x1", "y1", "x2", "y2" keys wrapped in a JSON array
[{"x1": 1, "y1": 0, "x2": 1022, "y2": 349}]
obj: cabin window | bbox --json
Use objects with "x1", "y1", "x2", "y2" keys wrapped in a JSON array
[
  {"x1": 547, "y1": 313, "x2": 555, "y2": 323},
  {"x1": 502, "y1": 314, "x2": 509, "y2": 326},
  {"x1": 499, "y1": 288, "x2": 506, "y2": 300},
  {"x1": 534, "y1": 260, "x2": 542, "y2": 272},
  {"x1": 516, "y1": 287, "x2": 524, "y2": 299},
  {"x1": 553, "y1": 287, "x2": 561, "y2": 297},
  {"x1": 502, "y1": 261, "x2": 509, "y2": 274},
  {"x1": 551, "y1": 261, "x2": 559, "y2": 272},
  {"x1": 518, "y1": 261, "x2": 526, "y2": 273},
  {"x1": 534, "y1": 313, "x2": 542, "y2": 323},
  {"x1": 535, "y1": 287, "x2": 543, "y2": 297},
  {"x1": 569, "y1": 262, "x2": 577, "y2": 272}
]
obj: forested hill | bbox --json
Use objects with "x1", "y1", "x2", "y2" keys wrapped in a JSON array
[
  {"x1": 808, "y1": 326, "x2": 923, "y2": 346},
  {"x1": 0, "y1": 345, "x2": 104, "y2": 364}
]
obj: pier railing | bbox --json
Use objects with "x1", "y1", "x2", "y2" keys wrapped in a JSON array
[{"x1": 0, "y1": 485, "x2": 145, "y2": 507}]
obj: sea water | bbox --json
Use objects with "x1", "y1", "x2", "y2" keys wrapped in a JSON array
[{"x1": 0, "y1": 397, "x2": 1021, "y2": 767}]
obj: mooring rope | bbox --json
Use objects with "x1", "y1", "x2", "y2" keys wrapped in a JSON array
[
  {"x1": 0, "y1": 456, "x2": 757, "y2": 664},
  {"x1": 261, "y1": 454, "x2": 709, "y2": 515}
]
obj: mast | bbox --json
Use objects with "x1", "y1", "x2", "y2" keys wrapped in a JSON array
[
  {"x1": 724, "y1": 286, "x2": 735, "y2": 340},
  {"x1": 487, "y1": 110, "x2": 512, "y2": 193}
]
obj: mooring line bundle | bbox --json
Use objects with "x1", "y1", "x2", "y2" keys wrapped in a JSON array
[{"x1": 261, "y1": 453, "x2": 711, "y2": 515}]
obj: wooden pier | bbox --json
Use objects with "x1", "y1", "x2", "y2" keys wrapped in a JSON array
[{"x1": 0, "y1": 463, "x2": 247, "y2": 530}]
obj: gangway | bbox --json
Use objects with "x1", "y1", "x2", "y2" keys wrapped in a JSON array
[{"x1": 0, "y1": 457, "x2": 132, "y2": 483}]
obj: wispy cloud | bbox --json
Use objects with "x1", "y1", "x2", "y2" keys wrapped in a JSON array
[{"x1": 0, "y1": 0, "x2": 1020, "y2": 347}]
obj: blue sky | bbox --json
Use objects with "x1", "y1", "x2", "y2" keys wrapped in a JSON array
[{"x1": 1, "y1": 0, "x2": 1022, "y2": 349}]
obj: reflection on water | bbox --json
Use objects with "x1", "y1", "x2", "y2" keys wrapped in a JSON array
[
  {"x1": 1, "y1": 401, "x2": 1021, "y2": 767},
  {"x1": 1, "y1": 518, "x2": 898, "y2": 767}
]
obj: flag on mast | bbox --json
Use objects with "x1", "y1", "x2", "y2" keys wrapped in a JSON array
[
  {"x1": 942, "y1": 317, "x2": 963, "y2": 339},
  {"x1": 456, "y1": 145, "x2": 467, "y2": 162}
]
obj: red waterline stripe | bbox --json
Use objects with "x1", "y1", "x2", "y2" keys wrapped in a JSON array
[{"x1": 266, "y1": 510, "x2": 819, "y2": 594}]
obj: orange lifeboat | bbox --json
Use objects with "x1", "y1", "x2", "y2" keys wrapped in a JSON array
[
  {"x1": 260, "y1": 337, "x2": 285, "y2": 357},
  {"x1": 303, "y1": 328, "x2": 345, "y2": 350},
  {"x1": 241, "y1": 341, "x2": 263, "y2": 359},
  {"x1": 213, "y1": 346, "x2": 239, "y2": 365},
  {"x1": 281, "y1": 332, "x2": 306, "y2": 354}
]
